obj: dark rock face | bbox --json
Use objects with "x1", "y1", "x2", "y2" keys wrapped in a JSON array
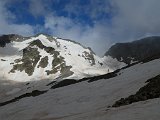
[
  {"x1": 112, "y1": 75, "x2": 160, "y2": 107},
  {"x1": 0, "y1": 35, "x2": 12, "y2": 47},
  {"x1": 51, "y1": 79, "x2": 77, "y2": 89},
  {"x1": 38, "y1": 56, "x2": 48, "y2": 68},
  {"x1": 0, "y1": 34, "x2": 25, "y2": 47},
  {"x1": 105, "y1": 36, "x2": 160, "y2": 64}
]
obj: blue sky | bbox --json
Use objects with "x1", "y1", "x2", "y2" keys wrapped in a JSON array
[{"x1": 0, "y1": 0, "x2": 160, "y2": 56}]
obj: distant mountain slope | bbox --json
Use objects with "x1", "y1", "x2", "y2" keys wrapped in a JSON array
[
  {"x1": 0, "y1": 34, "x2": 113, "y2": 81},
  {"x1": 105, "y1": 36, "x2": 160, "y2": 64}
]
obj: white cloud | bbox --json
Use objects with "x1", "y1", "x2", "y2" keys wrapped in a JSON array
[
  {"x1": 45, "y1": 15, "x2": 82, "y2": 38},
  {"x1": 1, "y1": 0, "x2": 160, "y2": 56},
  {"x1": 29, "y1": 0, "x2": 52, "y2": 17},
  {"x1": 107, "y1": 0, "x2": 160, "y2": 42},
  {"x1": 44, "y1": 0, "x2": 160, "y2": 56},
  {"x1": 44, "y1": 14, "x2": 112, "y2": 56},
  {"x1": 71, "y1": 0, "x2": 160, "y2": 55},
  {"x1": 0, "y1": 0, "x2": 34, "y2": 36}
]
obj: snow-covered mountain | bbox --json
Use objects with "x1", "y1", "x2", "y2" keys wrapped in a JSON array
[
  {"x1": 0, "y1": 34, "x2": 122, "y2": 82},
  {"x1": 1, "y1": 35, "x2": 160, "y2": 120},
  {"x1": 105, "y1": 36, "x2": 160, "y2": 64},
  {"x1": 0, "y1": 44, "x2": 160, "y2": 120}
]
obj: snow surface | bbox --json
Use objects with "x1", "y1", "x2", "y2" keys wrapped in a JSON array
[
  {"x1": 0, "y1": 58, "x2": 160, "y2": 120},
  {"x1": 6, "y1": 88, "x2": 21, "y2": 95},
  {"x1": 0, "y1": 34, "x2": 124, "y2": 82}
]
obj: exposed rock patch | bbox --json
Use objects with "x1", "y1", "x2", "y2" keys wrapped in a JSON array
[
  {"x1": 105, "y1": 36, "x2": 160, "y2": 64},
  {"x1": 10, "y1": 47, "x2": 41, "y2": 76},
  {"x1": 82, "y1": 51, "x2": 95, "y2": 66},
  {"x1": 38, "y1": 56, "x2": 48, "y2": 68},
  {"x1": 112, "y1": 74, "x2": 160, "y2": 107}
]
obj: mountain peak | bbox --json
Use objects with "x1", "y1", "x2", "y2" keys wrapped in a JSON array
[{"x1": 0, "y1": 34, "x2": 113, "y2": 82}]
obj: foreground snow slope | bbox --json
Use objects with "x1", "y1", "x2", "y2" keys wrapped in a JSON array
[{"x1": 0, "y1": 57, "x2": 160, "y2": 119}]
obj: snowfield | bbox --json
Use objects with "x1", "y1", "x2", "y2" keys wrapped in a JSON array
[
  {"x1": 0, "y1": 34, "x2": 125, "y2": 82},
  {"x1": 0, "y1": 58, "x2": 160, "y2": 120}
]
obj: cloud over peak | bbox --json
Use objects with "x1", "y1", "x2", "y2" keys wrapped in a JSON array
[{"x1": 0, "y1": 0, "x2": 160, "y2": 56}]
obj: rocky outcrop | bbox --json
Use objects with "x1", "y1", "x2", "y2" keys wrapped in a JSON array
[
  {"x1": 105, "y1": 36, "x2": 160, "y2": 64},
  {"x1": 112, "y1": 74, "x2": 160, "y2": 107}
]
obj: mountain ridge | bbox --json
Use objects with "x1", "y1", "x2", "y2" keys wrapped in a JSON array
[
  {"x1": 0, "y1": 34, "x2": 160, "y2": 120},
  {"x1": 105, "y1": 36, "x2": 160, "y2": 64},
  {"x1": 0, "y1": 34, "x2": 122, "y2": 82}
]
